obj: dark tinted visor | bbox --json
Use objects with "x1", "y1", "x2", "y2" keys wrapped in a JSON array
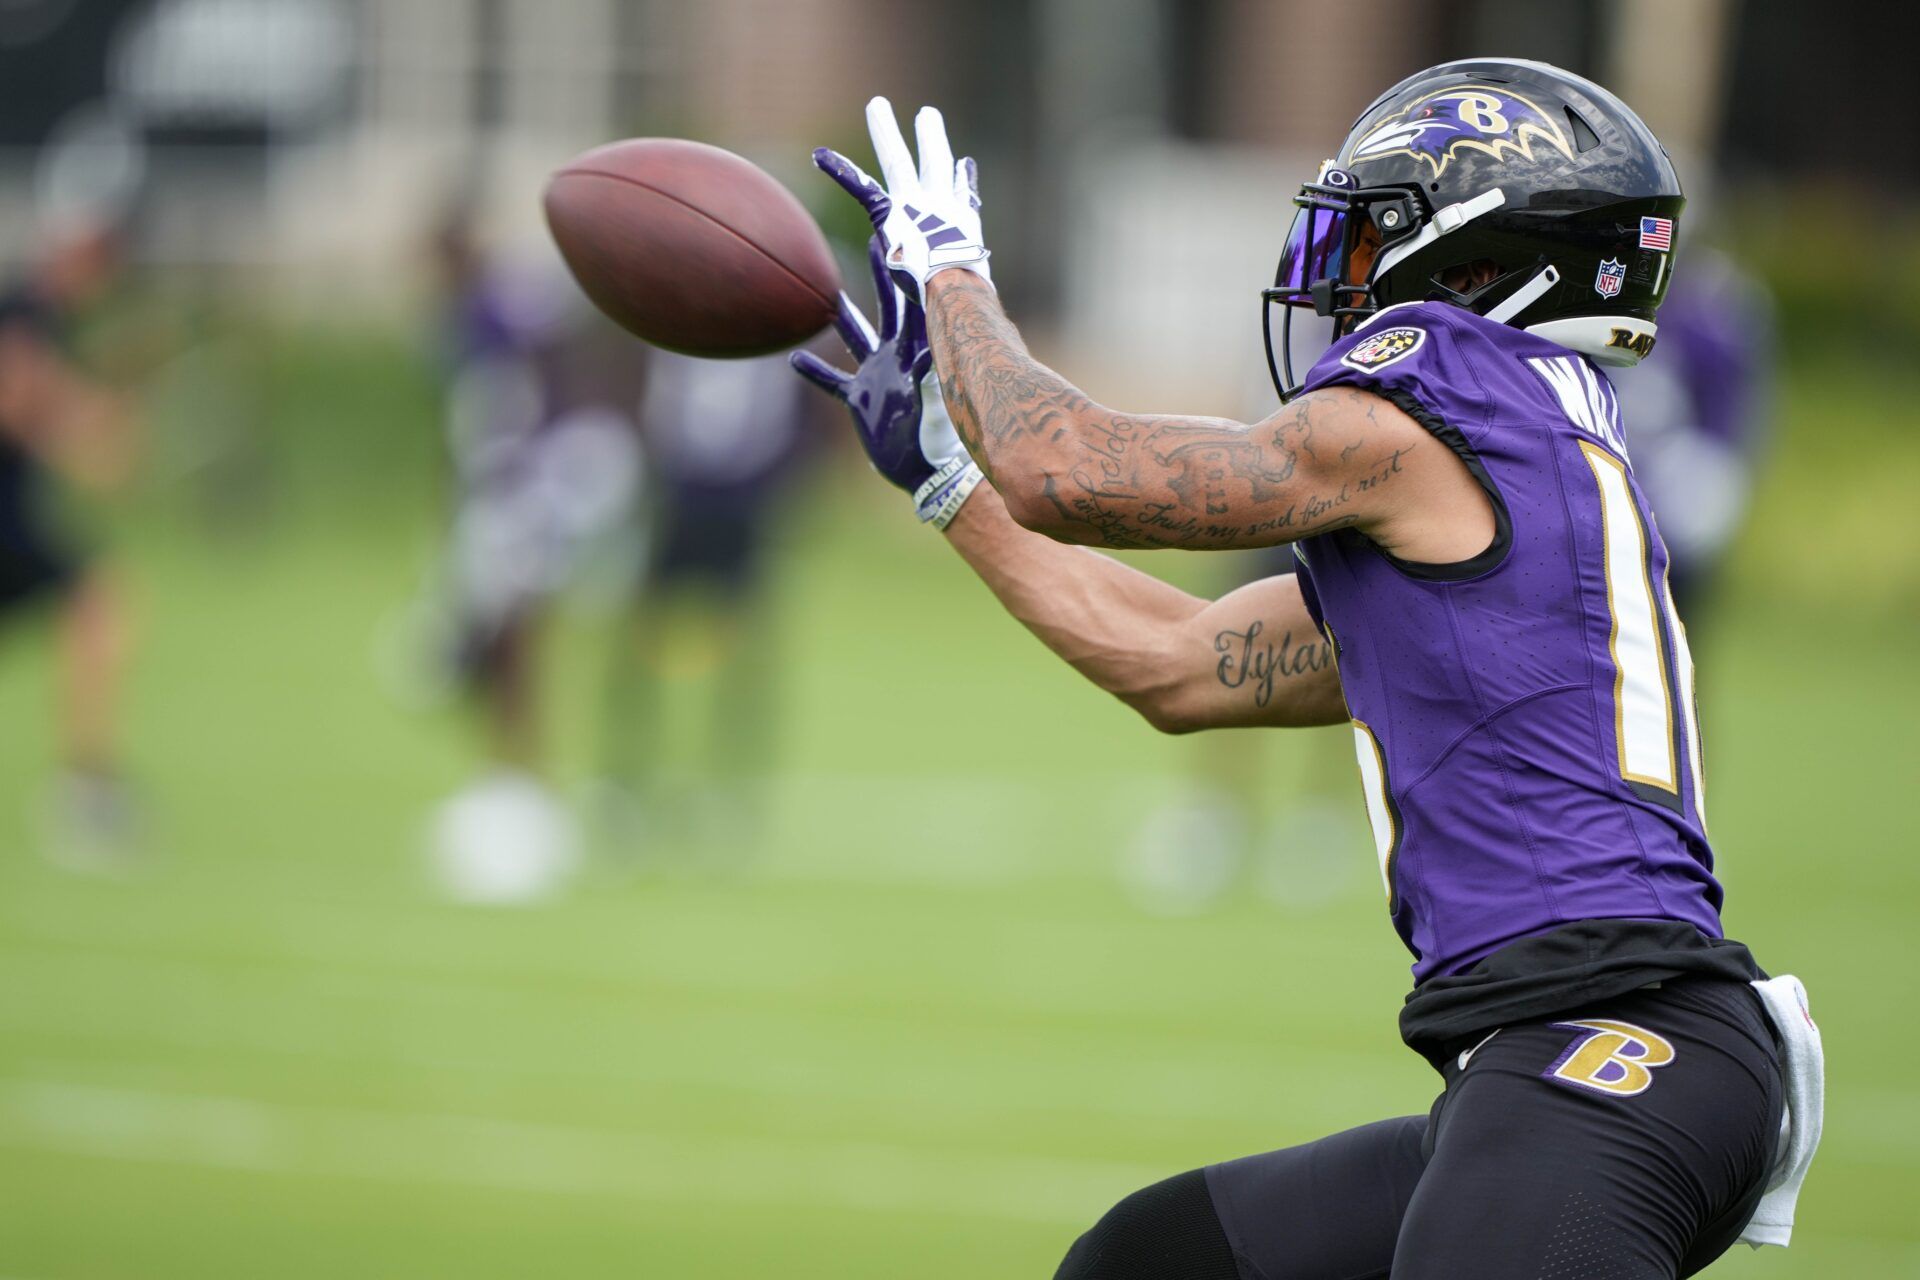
[{"x1": 1272, "y1": 164, "x2": 1355, "y2": 301}]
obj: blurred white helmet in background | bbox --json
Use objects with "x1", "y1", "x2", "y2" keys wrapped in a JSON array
[{"x1": 428, "y1": 770, "x2": 581, "y2": 905}]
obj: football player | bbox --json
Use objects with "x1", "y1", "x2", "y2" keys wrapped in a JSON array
[
  {"x1": 417, "y1": 212, "x2": 643, "y2": 901},
  {"x1": 1610, "y1": 242, "x2": 1774, "y2": 631},
  {"x1": 794, "y1": 60, "x2": 1822, "y2": 1277},
  {"x1": 601, "y1": 347, "x2": 812, "y2": 850},
  {"x1": 0, "y1": 221, "x2": 140, "y2": 865}
]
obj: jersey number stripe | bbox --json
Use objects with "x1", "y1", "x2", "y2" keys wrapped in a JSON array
[
  {"x1": 1580, "y1": 442, "x2": 1686, "y2": 802},
  {"x1": 1352, "y1": 718, "x2": 1400, "y2": 900},
  {"x1": 1664, "y1": 578, "x2": 1708, "y2": 829}
]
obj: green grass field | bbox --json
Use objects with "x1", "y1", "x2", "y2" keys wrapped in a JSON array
[{"x1": 1, "y1": 331, "x2": 1916, "y2": 1277}]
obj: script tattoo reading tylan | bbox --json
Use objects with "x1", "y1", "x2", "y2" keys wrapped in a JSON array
[
  {"x1": 1214, "y1": 620, "x2": 1333, "y2": 707},
  {"x1": 927, "y1": 273, "x2": 1410, "y2": 550}
]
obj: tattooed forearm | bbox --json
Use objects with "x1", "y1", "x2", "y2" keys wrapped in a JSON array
[
  {"x1": 929, "y1": 272, "x2": 1111, "y2": 469},
  {"x1": 1213, "y1": 620, "x2": 1334, "y2": 708},
  {"x1": 924, "y1": 272, "x2": 1415, "y2": 551}
]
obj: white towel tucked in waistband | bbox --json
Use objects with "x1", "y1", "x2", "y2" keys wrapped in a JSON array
[{"x1": 1740, "y1": 974, "x2": 1823, "y2": 1248}]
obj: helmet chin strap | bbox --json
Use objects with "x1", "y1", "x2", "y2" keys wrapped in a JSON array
[{"x1": 1485, "y1": 263, "x2": 1561, "y2": 323}]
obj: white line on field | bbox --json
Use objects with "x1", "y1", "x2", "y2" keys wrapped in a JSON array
[{"x1": 0, "y1": 1077, "x2": 1157, "y2": 1227}]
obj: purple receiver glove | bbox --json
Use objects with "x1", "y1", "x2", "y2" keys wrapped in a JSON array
[{"x1": 791, "y1": 238, "x2": 981, "y2": 527}]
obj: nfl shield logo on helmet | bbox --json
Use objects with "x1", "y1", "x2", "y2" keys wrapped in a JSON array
[{"x1": 1593, "y1": 258, "x2": 1626, "y2": 298}]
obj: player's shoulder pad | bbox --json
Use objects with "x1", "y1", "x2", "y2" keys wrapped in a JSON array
[
  {"x1": 1305, "y1": 302, "x2": 1465, "y2": 387},
  {"x1": 1335, "y1": 315, "x2": 1432, "y2": 376},
  {"x1": 1301, "y1": 302, "x2": 1507, "y2": 429}
]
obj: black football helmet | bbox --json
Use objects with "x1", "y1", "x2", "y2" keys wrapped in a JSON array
[{"x1": 1264, "y1": 58, "x2": 1684, "y2": 400}]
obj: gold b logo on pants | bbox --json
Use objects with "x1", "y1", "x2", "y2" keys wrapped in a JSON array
[{"x1": 1544, "y1": 1019, "x2": 1676, "y2": 1097}]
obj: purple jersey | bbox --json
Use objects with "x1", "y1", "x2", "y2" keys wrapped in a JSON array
[{"x1": 1291, "y1": 301, "x2": 1721, "y2": 983}]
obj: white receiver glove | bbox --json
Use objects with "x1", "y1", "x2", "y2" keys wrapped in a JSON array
[{"x1": 813, "y1": 97, "x2": 992, "y2": 303}]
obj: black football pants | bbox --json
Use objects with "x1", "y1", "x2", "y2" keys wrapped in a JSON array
[{"x1": 1056, "y1": 977, "x2": 1783, "y2": 1279}]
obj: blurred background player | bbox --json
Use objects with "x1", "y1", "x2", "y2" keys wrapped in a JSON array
[
  {"x1": 1124, "y1": 545, "x2": 1368, "y2": 914},
  {"x1": 597, "y1": 347, "x2": 814, "y2": 856},
  {"x1": 0, "y1": 218, "x2": 141, "y2": 867},
  {"x1": 416, "y1": 208, "x2": 645, "y2": 903},
  {"x1": 1126, "y1": 340, "x2": 1367, "y2": 912},
  {"x1": 1611, "y1": 241, "x2": 1774, "y2": 635}
]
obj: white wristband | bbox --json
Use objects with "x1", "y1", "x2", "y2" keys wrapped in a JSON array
[{"x1": 913, "y1": 456, "x2": 984, "y2": 531}]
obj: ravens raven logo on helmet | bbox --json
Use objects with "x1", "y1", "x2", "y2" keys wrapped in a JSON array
[{"x1": 1346, "y1": 87, "x2": 1575, "y2": 178}]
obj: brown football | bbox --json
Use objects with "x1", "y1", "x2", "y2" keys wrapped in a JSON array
[{"x1": 543, "y1": 138, "x2": 840, "y2": 357}]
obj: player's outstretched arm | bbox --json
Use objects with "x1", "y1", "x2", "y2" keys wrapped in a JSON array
[
  {"x1": 791, "y1": 239, "x2": 1343, "y2": 733},
  {"x1": 0, "y1": 323, "x2": 137, "y2": 491},
  {"x1": 811, "y1": 97, "x2": 1474, "y2": 556},
  {"x1": 925, "y1": 272, "x2": 1426, "y2": 551},
  {"x1": 942, "y1": 484, "x2": 1345, "y2": 730}
]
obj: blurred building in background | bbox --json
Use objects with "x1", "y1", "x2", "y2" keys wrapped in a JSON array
[{"x1": 3, "y1": 1, "x2": 1914, "y2": 320}]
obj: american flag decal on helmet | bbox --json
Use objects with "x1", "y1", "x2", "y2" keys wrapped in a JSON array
[{"x1": 1638, "y1": 217, "x2": 1673, "y2": 251}]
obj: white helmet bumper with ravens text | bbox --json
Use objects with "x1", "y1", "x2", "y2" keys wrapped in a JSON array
[{"x1": 1264, "y1": 57, "x2": 1684, "y2": 401}]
